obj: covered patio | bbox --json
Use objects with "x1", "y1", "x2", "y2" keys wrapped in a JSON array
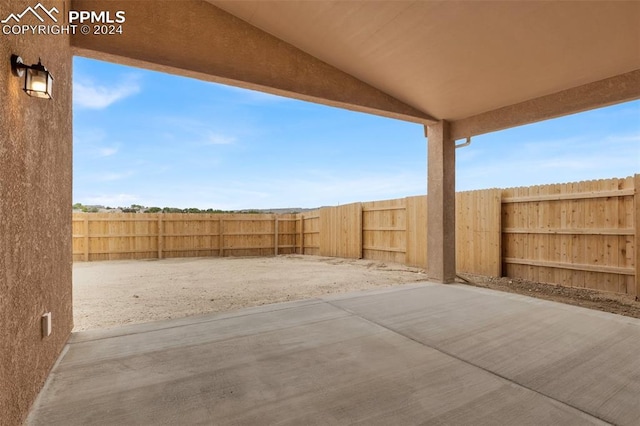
[{"x1": 1, "y1": 1, "x2": 639, "y2": 424}]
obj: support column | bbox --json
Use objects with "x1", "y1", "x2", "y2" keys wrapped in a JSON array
[
  {"x1": 634, "y1": 174, "x2": 639, "y2": 300},
  {"x1": 426, "y1": 121, "x2": 456, "y2": 283}
]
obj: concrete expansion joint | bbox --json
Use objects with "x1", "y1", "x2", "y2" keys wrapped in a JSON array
[
  {"x1": 69, "y1": 300, "x2": 329, "y2": 344},
  {"x1": 322, "y1": 299, "x2": 613, "y2": 425}
]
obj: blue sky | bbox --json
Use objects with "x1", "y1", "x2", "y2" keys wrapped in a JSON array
[{"x1": 73, "y1": 57, "x2": 640, "y2": 210}]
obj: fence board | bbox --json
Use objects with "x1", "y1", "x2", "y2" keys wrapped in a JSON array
[
  {"x1": 635, "y1": 174, "x2": 640, "y2": 298},
  {"x1": 276, "y1": 214, "x2": 298, "y2": 256},
  {"x1": 301, "y1": 213, "x2": 320, "y2": 255},
  {"x1": 455, "y1": 189, "x2": 502, "y2": 277},
  {"x1": 362, "y1": 199, "x2": 406, "y2": 264},
  {"x1": 405, "y1": 195, "x2": 428, "y2": 268},
  {"x1": 319, "y1": 203, "x2": 362, "y2": 258}
]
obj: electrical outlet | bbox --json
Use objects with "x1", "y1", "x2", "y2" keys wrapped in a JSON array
[{"x1": 42, "y1": 312, "x2": 52, "y2": 338}]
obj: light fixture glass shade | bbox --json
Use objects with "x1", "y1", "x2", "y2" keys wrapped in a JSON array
[{"x1": 24, "y1": 64, "x2": 53, "y2": 99}]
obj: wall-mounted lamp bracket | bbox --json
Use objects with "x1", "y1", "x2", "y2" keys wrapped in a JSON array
[{"x1": 11, "y1": 55, "x2": 26, "y2": 77}]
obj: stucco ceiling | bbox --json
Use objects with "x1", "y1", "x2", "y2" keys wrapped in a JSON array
[{"x1": 210, "y1": 0, "x2": 640, "y2": 122}]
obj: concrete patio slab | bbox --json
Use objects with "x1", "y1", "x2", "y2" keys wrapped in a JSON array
[{"x1": 28, "y1": 282, "x2": 640, "y2": 425}]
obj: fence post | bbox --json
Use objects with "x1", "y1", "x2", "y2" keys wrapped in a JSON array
[
  {"x1": 299, "y1": 214, "x2": 304, "y2": 255},
  {"x1": 635, "y1": 174, "x2": 639, "y2": 299},
  {"x1": 157, "y1": 215, "x2": 163, "y2": 259},
  {"x1": 274, "y1": 216, "x2": 279, "y2": 256},
  {"x1": 219, "y1": 218, "x2": 224, "y2": 257},
  {"x1": 83, "y1": 215, "x2": 89, "y2": 262},
  {"x1": 358, "y1": 203, "x2": 363, "y2": 259}
]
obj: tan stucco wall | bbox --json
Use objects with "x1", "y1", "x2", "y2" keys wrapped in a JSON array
[{"x1": 0, "y1": 1, "x2": 73, "y2": 424}]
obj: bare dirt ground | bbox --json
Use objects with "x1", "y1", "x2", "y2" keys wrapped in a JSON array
[
  {"x1": 73, "y1": 255, "x2": 640, "y2": 331},
  {"x1": 458, "y1": 273, "x2": 640, "y2": 319},
  {"x1": 72, "y1": 255, "x2": 427, "y2": 331}
]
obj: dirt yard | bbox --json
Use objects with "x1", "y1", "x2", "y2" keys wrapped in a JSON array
[
  {"x1": 73, "y1": 255, "x2": 640, "y2": 331},
  {"x1": 459, "y1": 273, "x2": 640, "y2": 320},
  {"x1": 72, "y1": 255, "x2": 427, "y2": 331}
]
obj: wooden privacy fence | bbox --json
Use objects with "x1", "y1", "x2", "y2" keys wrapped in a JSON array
[
  {"x1": 72, "y1": 213, "x2": 298, "y2": 261},
  {"x1": 298, "y1": 176, "x2": 638, "y2": 297},
  {"x1": 74, "y1": 192, "x2": 501, "y2": 278},
  {"x1": 73, "y1": 175, "x2": 639, "y2": 297},
  {"x1": 292, "y1": 190, "x2": 502, "y2": 277},
  {"x1": 501, "y1": 175, "x2": 637, "y2": 296}
]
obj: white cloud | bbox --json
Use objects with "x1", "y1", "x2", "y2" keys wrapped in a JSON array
[
  {"x1": 204, "y1": 133, "x2": 236, "y2": 145},
  {"x1": 94, "y1": 171, "x2": 135, "y2": 182},
  {"x1": 456, "y1": 148, "x2": 639, "y2": 191},
  {"x1": 605, "y1": 133, "x2": 640, "y2": 144},
  {"x1": 82, "y1": 194, "x2": 139, "y2": 206},
  {"x1": 153, "y1": 170, "x2": 427, "y2": 210},
  {"x1": 455, "y1": 126, "x2": 640, "y2": 191},
  {"x1": 97, "y1": 147, "x2": 118, "y2": 157},
  {"x1": 74, "y1": 75, "x2": 140, "y2": 109},
  {"x1": 73, "y1": 127, "x2": 106, "y2": 145},
  {"x1": 155, "y1": 117, "x2": 239, "y2": 147},
  {"x1": 73, "y1": 129, "x2": 121, "y2": 158}
]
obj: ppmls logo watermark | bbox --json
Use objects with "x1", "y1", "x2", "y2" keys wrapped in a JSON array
[
  {"x1": 2, "y1": 3, "x2": 59, "y2": 23},
  {"x1": 2, "y1": 2, "x2": 126, "y2": 36}
]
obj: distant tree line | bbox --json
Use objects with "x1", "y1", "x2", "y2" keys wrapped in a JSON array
[{"x1": 72, "y1": 203, "x2": 270, "y2": 214}]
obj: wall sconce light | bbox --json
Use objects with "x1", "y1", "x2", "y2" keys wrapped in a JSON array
[{"x1": 11, "y1": 54, "x2": 53, "y2": 99}]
